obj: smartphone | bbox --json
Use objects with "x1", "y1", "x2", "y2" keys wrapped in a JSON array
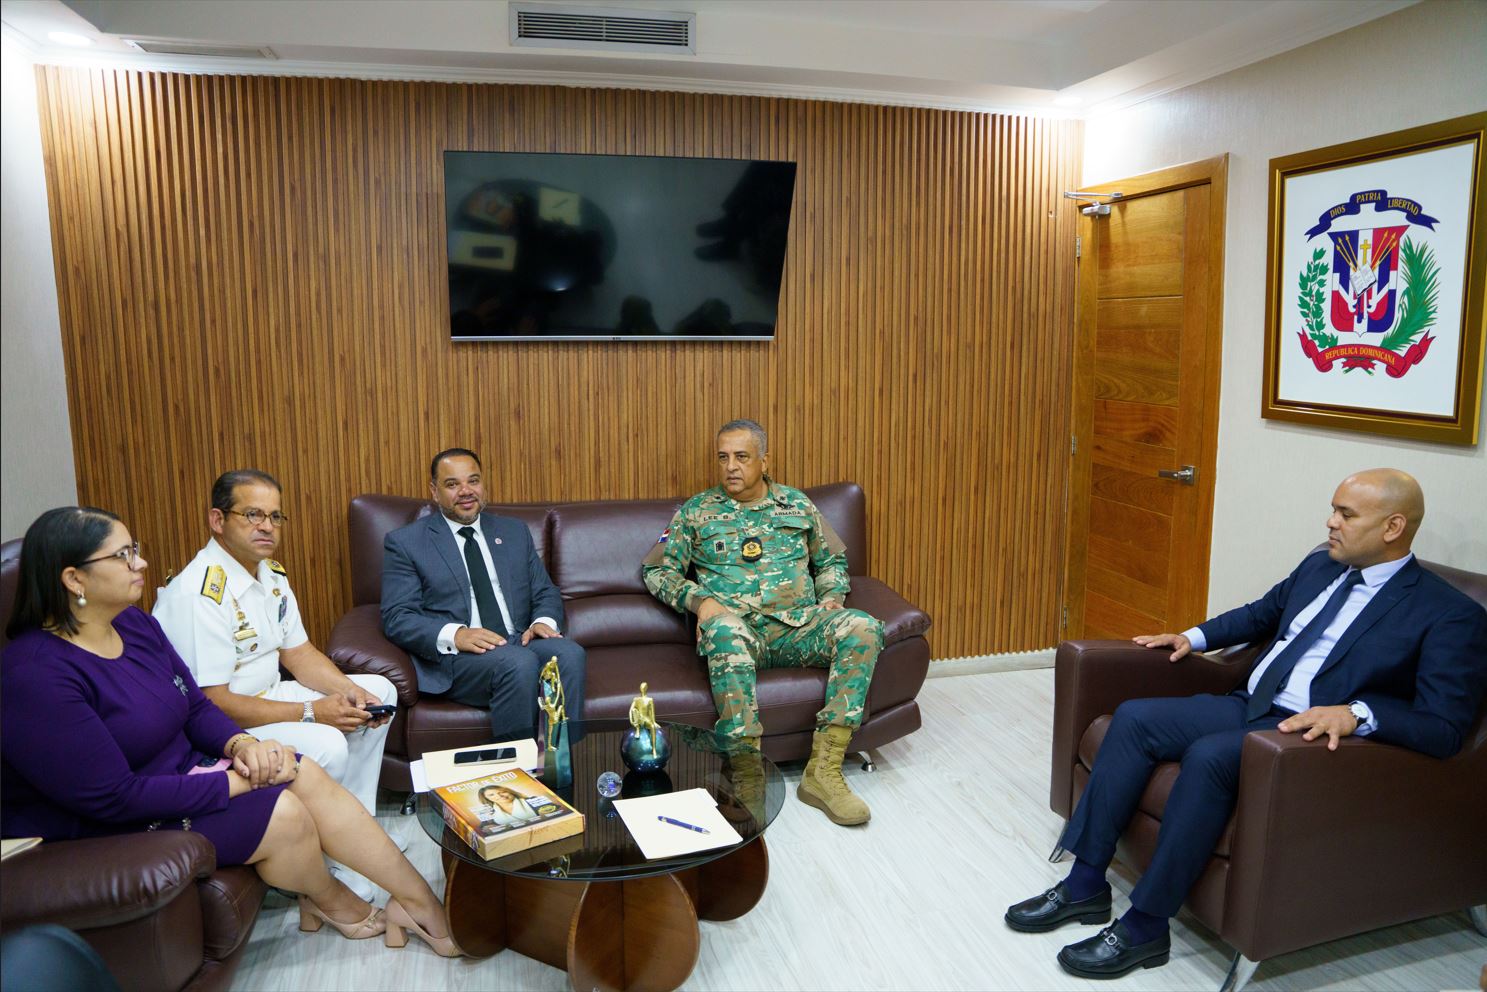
[
  {"x1": 363, "y1": 704, "x2": 397, "y2": 718},
  {"x1": 454, "y1": 746, "x2": 518, "y2": 765}
]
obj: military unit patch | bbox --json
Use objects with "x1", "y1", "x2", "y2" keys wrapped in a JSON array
[
  {"x1": 201, "y1": 565, "x2": 226, "y2": 605},
  {"x1": 741, "y1": 537, "x2": 763, "y2": 562}
]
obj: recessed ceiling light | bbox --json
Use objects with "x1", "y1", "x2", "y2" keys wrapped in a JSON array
[
  {"x1": 1053, "y1": 95, "x2": 1082, "y2": 107},
  {"x1": 48, "y1": 31, "x2": 94, "y2": 48}
]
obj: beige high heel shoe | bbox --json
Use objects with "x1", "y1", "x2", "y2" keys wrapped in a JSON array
[
  {"x1": 298, "y1": 895, "x2": 385, "y2": 939},
  {"x1": 382, "y1": 897, "x2": 461, "y2": 957}
]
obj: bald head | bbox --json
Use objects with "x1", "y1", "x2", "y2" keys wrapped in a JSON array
[{"x1": 1327, "y1": 468, "x2": 1423, "y2": 566}]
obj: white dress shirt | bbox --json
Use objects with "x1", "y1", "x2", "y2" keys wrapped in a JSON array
[
  {"x1": 1183, "y1": 554, "x2": 1414, "y2": 732},
  {"x1": 436, "y1": 514, "x2": 558, "y2": 654}
]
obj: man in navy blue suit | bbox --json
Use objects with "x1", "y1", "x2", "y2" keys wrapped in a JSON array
[
  {"x1": 1005, "y1": 468, "x2": 1487, "y2": 979},
  {"x1": 381, "y1": 448, "x2": 586, "y2": 742}
]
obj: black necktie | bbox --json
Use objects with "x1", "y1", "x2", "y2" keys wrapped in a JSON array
[
  {"x1": 1246, "y1": 569, "x2": 1364, "y2": 720},
  {"x1": 458, "y1": 526, "x2": 504, "y2": 635}
]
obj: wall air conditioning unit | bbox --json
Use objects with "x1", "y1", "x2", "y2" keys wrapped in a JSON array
[{"x1": 510, "y1": 3, "x2": 695, "y2": 55}]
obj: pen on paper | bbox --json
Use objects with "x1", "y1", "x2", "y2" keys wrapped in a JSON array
[{"x1": 657, "y1": 815, "x2": 709, "y2": 834}]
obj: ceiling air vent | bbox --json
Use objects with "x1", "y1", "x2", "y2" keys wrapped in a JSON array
[
  {"x1": 124, "y1": 40, "x2": 277, "y2": 59},
  {"x1": 511, "y1": 4, "x2": 695, "y2": 55}
]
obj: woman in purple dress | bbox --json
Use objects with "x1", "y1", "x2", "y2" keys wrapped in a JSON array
[{"x1": 2, "y1": 508, "x2": 458, "y2": 956}]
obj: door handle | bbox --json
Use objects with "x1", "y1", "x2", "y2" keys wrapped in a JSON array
[{"x1": 1157, "y1": 465, "x2": 1196, "y2": 485}]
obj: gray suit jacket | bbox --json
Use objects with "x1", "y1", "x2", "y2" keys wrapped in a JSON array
[{"x1": 380, "y1": 511, "x2": 566, "y2": 694}]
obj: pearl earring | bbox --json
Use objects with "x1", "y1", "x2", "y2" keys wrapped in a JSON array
[{"x1": 76, "y1": 592, "x2": 87, "y2": 607}]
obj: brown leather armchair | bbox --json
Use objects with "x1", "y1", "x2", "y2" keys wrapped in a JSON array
[
  {"x1": 328, "y1": 482, "x2": 933, "y2": 791},
  {"x1": 0, "y1": 539, "x2": 265, "y2": 992},
  {"x1": 1049, "y1": 557, "x2": 1487, "y2": 991}
]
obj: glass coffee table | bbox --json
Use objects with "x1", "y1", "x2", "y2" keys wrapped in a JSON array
[{"x1": 417, "y1": 719, "x2": 786, "y2": 991}]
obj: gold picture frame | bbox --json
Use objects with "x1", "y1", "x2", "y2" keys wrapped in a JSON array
[{"x1": 1261, "y1": 113, "x2": 1486, "y2": 444}]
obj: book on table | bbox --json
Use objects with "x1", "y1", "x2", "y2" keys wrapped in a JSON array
[{"x1": 431, "y1": 766, "x2": 584, "y2": 860}]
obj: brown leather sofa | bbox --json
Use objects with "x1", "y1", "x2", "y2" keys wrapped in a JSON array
[
  {"x1": 1050, "y1": 557, "x2": 1487, "y2": 991},
  {"x1": 0, "y1": 539, "x2": 266, "y2": 992},
  {"x1": 328, "y1": 482, "x2": 933, "y2": 790}
]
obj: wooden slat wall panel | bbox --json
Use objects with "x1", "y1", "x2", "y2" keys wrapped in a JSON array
[{"x1": 33, "y1": 69, "x2": 1080, "y2": 659}]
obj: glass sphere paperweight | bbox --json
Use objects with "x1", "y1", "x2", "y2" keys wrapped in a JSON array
[
  {"x1": 620, "y1": 724, "x2": 671, "y2": 772},
  {"x1": 596, "y1": 770, "x2": 622, "y2": 797}
]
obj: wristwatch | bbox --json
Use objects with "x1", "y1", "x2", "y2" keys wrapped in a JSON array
[
  {"x1": 301, "y1": 701, "x2": 315, "y2": 723},
  {"x1": 1347, "y1": 700, "x2": 1369, "y2": 730}
]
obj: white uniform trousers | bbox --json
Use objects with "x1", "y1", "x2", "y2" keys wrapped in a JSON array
[{"x1": 246, "y1": 674, "x2": 396, "y2": 817}]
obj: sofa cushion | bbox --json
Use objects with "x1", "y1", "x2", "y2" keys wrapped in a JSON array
[
  {"x1": 802, "y1": 483, "x2": 868, "y2": 574},
  {"x1": 582, "y1": 643, "x2": 716, "y2": 725},
  {"x1": 565, "y1": 594, "x2": 691, "y2": 648},
  {"x1": 1079, "y1": 715, "x2": 1236, "y2": 857},
  {"x1": 549, "y1": 500, "x2": 681, "y2": 596},
  {"x1": 404, "y1": 699, "x2": 496, "y2": 761}
]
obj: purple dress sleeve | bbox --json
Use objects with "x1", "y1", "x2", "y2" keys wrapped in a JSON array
[
  {"x1": 142, "y1": 611, "x2": 246, "y2": 755},
  {"x1": 1, "y1": 624, "x2": 231, "y2": 824}
]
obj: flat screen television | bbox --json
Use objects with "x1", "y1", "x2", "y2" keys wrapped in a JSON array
[{"x1": 444, "y1": 151, "x2": 797, "y2": 341}]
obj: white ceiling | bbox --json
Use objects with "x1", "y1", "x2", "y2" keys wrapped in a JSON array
[{"x1": 1, "y1": 0, "x2": 1415, "y2": 117}]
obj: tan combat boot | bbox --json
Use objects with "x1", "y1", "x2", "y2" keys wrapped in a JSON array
[
  {"x1": 797, "y1": 725, "x2": 870, "y2": 825},
  {"x1": 721, "y1": 738, "x2": 766, "y2": 821}
]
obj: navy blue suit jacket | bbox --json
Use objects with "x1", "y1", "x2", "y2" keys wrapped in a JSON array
[
  {"x1": 380, "y1": 511, "x2": 565, "y2": 694},
  {"x1": 1198, "y1": 550, "x2": 1487, "y2": 759}
]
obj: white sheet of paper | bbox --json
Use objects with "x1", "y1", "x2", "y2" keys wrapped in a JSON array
[
  {"x1": 419, "y1": 739, "x2": 540, "y2": 791},
  {"x1": 612, "y1": 788, "x2": 743, "y2": 859}
]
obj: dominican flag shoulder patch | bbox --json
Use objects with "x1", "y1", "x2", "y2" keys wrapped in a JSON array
[{"x1": 656, "y1": 527, "x2": 670, "y2": 544}]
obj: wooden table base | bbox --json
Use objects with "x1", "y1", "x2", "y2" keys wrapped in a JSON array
[{"x1": 442, "y1": 837, "x2": 770, "y2": 992}]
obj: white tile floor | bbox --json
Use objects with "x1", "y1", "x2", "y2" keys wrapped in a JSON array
[{"x1": 232, "y1": 669, "x2": 1486, "y2": 991}]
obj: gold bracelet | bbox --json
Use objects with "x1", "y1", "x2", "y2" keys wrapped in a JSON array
[{"x1": 225, "y1": 733, "x2": 258, "y2": 759}]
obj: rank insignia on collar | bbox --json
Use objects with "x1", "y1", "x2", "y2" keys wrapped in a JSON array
[
  {"x1": 266, "y1": 559, "x2": 287, "y2": 576},
  {"x1": 201, "y1": 565, "x2": 226, "y2": 605},
  {"x1": 741, "y1": 537, "x2": 763, "y2": 562}
]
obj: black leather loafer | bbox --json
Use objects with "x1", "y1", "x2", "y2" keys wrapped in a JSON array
[
  {"x1": 1004, "y1": 881, "x2": 1113, "y2": 933},
  {"x1": 1057, "y1": 921, "x2": 1171, "y2": 979}
]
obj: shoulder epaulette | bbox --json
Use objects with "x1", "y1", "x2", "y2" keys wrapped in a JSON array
[
  {"x1": 266, "y1": 559, "x2": 287, "y2": 576},
  {"x1": 201, "y1": 565, "x2": 226, "y2": 605}
]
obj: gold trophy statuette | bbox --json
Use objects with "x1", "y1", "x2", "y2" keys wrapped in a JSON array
[
  {"x1": 538, "y1": 657, "x2": 567, "y2": 751},
  {"x1": 628, "y1": 682, "x2": 658, "y2": 751}
]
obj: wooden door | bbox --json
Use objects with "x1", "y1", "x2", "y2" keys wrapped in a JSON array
[{"x1": 1063, "y1": 157, "x2": 1228, "y2": 639}]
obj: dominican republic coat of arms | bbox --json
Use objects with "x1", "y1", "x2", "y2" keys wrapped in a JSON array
[{"x1": 1294, "y1": 189, "x2": 1439, "y2": 378}]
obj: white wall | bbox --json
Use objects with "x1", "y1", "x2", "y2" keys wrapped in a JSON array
[
  {"x1": 1, "y1": 33, "x2": 76, "y2": 542},
  {"x1": 1083, "y1": 0, "x2": 1487, "y2": 614}
]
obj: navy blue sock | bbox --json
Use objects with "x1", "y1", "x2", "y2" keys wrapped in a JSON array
[
  {"x1": 1118, "y1": 907, "x2": 1169, "y2": 944},
  {"x1": 1062, "y1": 859, "x2": 1108, "y2": 901}
]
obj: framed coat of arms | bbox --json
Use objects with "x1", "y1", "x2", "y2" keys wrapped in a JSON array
[{"x1": 1262, "y1": 113, "x2": 1486, "y2": 444}]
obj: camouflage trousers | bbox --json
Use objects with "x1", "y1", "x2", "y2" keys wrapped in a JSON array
[{"x1": 697, "y1": 606, "x2": 883, "y2": 740}]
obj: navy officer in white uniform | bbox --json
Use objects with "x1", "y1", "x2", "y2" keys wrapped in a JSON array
[{"x1": 154, "y1": 469, "x2": 400, "y2": 901}]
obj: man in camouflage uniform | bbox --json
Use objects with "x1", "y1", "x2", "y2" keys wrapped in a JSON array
[{"x1": 643, "y1": 419, "x2": 882, "y2": 826}]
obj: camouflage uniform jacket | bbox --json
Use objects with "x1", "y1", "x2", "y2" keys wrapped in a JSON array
[{"x1": 643, "y1": 481, "x2": 851, "y2": 627}]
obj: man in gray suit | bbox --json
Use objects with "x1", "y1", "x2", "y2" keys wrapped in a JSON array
[{"x1": 381, "y1": 447, "x2": 586, "y2": 742}]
